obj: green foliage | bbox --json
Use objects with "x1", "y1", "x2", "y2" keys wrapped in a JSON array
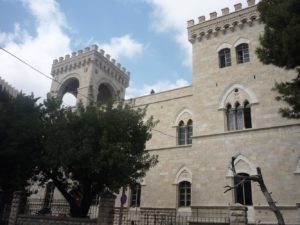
[
  {"x1": 0, "y1": 87, "x2": 42, "y2": 198},
  {"x1": 273, "y1": 73, "x2": 300, "y2": 118},
  {"x1": 36, "y1": 100, "x2": 158, "y2": 217},
  {"x1": 256, "y1": 0, "x2": 300, "y2": 118},
  {"x1": 0, "y1": 89, "x2": 157, "y2": 217}
]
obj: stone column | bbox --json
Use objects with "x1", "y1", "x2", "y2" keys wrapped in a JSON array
[
  {"x1": 229, "y1": 204, "x2": 248, "y2": 225},
  {"x1": 97, "y1": 191, "x2": 116, "y2": 225},
  {"x1": 8, "y1": 191, "x2": 27, "y2": 225}
]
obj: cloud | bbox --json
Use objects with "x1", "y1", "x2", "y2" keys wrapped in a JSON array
[
  {"x1": 145, "y1": 0, "x2": 249, "y2": 67},
  {"x1": 0, "y1": 0, "x2": 71, "y2": 99},
  {"x1": 126, "y1": 79, "x2": 190, "y2": 99},
  {"x1": 97, "y1": 35, "x2": 144, "y2": 60}
]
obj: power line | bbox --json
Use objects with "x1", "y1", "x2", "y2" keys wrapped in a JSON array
[
  {"x1": 152, "y1": 128, "x2": 176, "y2": 138},
  {"x1": 0, "y1": 46, "x2": 93, "y2": 104}
]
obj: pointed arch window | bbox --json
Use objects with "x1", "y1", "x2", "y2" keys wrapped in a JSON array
[
  {"x1": 179, "y1": 181, "x2": 191, "y2": 207},
  {"x1": 234, "y1": 173, "x2": 253, "y2": 205},
  {"x1": 236, "y1": 43, "x2": 250, "y2": 64},
  {"x1": 178, "y1": 121, "x2": 186, "y2": 145},
  {"x1": 226, "y1": 101, "x2": 252, "y2": 131},
  {"x1": 130, "y1": 184, "x2": 141, "y2": 207},
  {"x1": 226, "y1": 104, "x2": 235, "y2": 131},
  {"x1": 219, "y1": 48, "x2": 231, "y2": 68},
  {"x1": 244, "y1": 101, "x2": 252, "y2": 128},
  {"x1": 187, "y1": 120, "x2": 193, "y2": 144},
  {"x1": 235, "y1": 102, "x2": 244, "y2": 130}
]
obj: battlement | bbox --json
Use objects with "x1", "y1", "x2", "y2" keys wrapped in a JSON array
[
  {"x1": 187, "y1": 0, "x2": 259, "y2": 43},
  {"x1": 0, "y1": 76, "x2": 19, "y2": 97},
  {"x1": 51, "y1": 44, "x2": 130, "y2": 80}
]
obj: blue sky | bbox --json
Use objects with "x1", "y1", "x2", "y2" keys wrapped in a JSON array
[{"x1": 0, "y1": 0, "x2": 249, "y2": 104}]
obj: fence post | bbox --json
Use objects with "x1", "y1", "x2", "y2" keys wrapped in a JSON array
[
  {"x1": 229, "y1": 203, "x2": 248, "y2": 225},
  {"x1": 97, "y1": 191, "x2": 116, "y2": 225},
  {"x1": 8, "y1": 191, "x2": 27, "y2": 225}
]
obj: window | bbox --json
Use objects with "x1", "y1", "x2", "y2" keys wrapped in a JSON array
[
  {"x1": 179, "y1": 181, "x2": 191, "y2": 207},
  {"x1": 178, "y1": 121, "x2": 186, "y2": 145},
  {"x1": 234, "y1": 173, "x2": 253, "y2": 205},
  {"x1": 226, "y1": 101, "x2": 252, "y2": 131},
  {"x1": 219, "y1": 48, "x2": 231, "y2": 68},
  {"x1": 178, "y1": 120, "x2": 193, "y2": 145},
  {"x1": 187, "y1": 120, "x2": 193, "y2": 144},
  {"x1": 130, "y1": 184, "x2": 141, "y2": 207},
  {"x1": 244, "y1": 101, "x2": 252, "y2": 128},
  {"x1": 236, "y1": 44, "x2": 250, "y2": 64}
]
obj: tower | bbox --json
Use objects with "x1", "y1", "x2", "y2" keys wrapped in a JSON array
[{"x1": 49, "y1": 44, "x2": 130, "y2": 106}]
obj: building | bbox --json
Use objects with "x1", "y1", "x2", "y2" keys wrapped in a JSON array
[
  {"x1": 45, "y1": 0, "x2": 300, "y2": 223},
  {"x1": 0, "y1": 76, "x2": 19, "y2": 97}
]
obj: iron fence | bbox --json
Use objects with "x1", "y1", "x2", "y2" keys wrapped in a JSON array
[{"x1": 113, "y1": 208, "x2": 229, "y2": 225}]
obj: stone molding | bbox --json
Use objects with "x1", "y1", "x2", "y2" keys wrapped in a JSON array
[
  {"x1": 226, "y1": 153, "x2": 258, "y2": 177},
  {"x1": 187, "y1": 3, "x2": 259, "y2": 43},
  {"x1": 218, "y1": 83, "x2": 258, "y2": 110},
  {"x1": 174, "y1": 166, "x2": 192, "y2": 184},
  {"x1": 193, "y1": 123, "x2": 300, "y2": 139}
]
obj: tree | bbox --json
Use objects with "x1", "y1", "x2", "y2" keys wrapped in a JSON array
[
  {"x1": 224, "y1": 157, "x2": 285, "y2": 225},
  {"x1": 256, "y1": 0, "x2": 300, "y2": 118},
  {"x1": 36, "y1": 100, "x2": 158, "y2": 218},
  {"x1": 0, "y1": 87, "x2": 42, "y2": 200}
]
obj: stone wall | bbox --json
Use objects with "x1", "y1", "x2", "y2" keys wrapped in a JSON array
[{"x1": 16, "y1": 215, "x2": 97, "y2": 225}]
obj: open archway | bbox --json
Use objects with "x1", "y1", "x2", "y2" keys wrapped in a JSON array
[{"x1": 58, "y1": 77, "x2": 79, "y2": 107}]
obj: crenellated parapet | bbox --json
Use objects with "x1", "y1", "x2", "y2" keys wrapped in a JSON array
[
  {"x1": 51, "y1": 44, "x2": 130, "y2": 88},
  {"x1": 0, "y1": 76, "x2": 19, "y2": 97},
  {"x1": 187, "y1": 0, "x2": 259, "y2": 43}
]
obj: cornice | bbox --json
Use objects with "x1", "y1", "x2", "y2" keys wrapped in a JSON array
[{"x1": 187, "y1": 4, "x2": 260, "y2": 43}]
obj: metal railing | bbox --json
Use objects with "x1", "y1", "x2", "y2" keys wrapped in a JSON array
[{"x1": 113, "y1": 208, "x2": 229, "y2": 225}]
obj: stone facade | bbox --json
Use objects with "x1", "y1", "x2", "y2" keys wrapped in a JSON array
[{"x1": 45, "y1": 1, "x2": 300, "y2": 224}]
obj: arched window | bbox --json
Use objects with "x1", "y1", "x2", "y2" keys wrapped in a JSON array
[
  {"x1": 226, "y1": 101, "x2": 252, "y2": 131},
  {"x1": 178, "y1": 121, "x2": 186, "y2": 145},
  {"x1": 235, "y1": 102, "x2": 243, "y2": 130},
  {"x1": 179, "y1": 181, "x2": 191, "y2": 207},
  {"x1": 130, "y1": 184, "x2": 141, "y2": 207},
  {"x1": 187, "y1": 120, "x2": 193, "y2": 144},
  {"x1": 244, "y1": 101, "x2": 252, "y2": 128},
  {"x1": 226, "y1": 104, "x2": 235, "y2": 131},
  {"x1": 219, "y1": 48, "x2": 231, "y2": 68},
  {"x1": 236, "y1": 44, "x2": 250, "y2": 64},
  {"x1": 234, "y1": 173, "x2": 253, "y2": 205}
]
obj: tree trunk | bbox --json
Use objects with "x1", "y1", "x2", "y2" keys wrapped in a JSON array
[{"x1": 256, "y1": 167, "x2": 285, "y2": 225}]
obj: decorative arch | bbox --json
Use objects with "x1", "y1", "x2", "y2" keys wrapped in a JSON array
[
  {"x1": 218, "y1": 83, "x2": 258, "y2": 110},
  {"x1": 233, "y1": 37, "x2": 250, "y2": 47},
  {"x1": 227, "y1": 154, "x2": 257, "y2": 177},
  {"x1": 174, "y1": 166, "x2": 192, "y2": 184},
  {"x1": 216, "y1": 43, "x2": 232, "y2": 52},
  {"x1": 173, "y1": 108, "x2": 193, "y2": 126}
]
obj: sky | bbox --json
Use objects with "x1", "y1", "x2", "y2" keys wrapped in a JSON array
[{"x1": 0, "y1": 0, "x2": 249, "y2": 105}]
